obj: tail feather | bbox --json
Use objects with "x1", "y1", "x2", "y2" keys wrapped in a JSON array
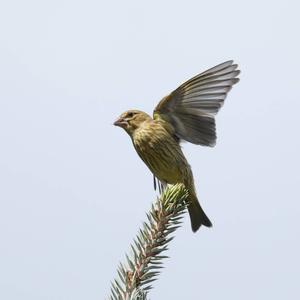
[{"x1": 188, "y1": 195, "x2": 212, "y2": 232}]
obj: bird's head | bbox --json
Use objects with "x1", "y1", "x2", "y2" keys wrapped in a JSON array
[{"x1": 114, "y1": 110, "x2": 151, "y2": 136}]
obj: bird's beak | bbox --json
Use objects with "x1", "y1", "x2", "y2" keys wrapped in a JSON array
[{"x1": 113, "y1": 117, "x2": 127, "y2": 128}]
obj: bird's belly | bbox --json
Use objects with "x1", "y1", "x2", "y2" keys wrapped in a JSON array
[
  {"x1": 133, "y1": 130, "x2": 187, "y2": 184},
  {"x1": 150, "y1": 156, "x2": 181, "y2": 184}
]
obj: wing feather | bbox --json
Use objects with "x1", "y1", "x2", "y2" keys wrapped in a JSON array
[{"x1": 154, "y1": 60, "x2": 240, "y2": 146}]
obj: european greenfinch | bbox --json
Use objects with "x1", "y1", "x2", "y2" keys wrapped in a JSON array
[{"x1": 114, "y1": 61, "x2": 240, "y2": 232}]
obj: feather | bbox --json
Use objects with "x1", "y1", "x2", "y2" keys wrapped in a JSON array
[{"x1": 153, "y1": 60, "x2": 240, "y2": 146}]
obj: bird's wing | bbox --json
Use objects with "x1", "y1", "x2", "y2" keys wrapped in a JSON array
[{"x1": 153, "y1": 60, "x2": 240, "y2": 146}]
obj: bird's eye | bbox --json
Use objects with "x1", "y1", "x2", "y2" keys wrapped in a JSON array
[{"x1": 127, "y1": 112, "x2": 135, "y2": 118}]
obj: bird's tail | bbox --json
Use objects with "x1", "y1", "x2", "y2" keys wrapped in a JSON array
[{"x1": 187, "y1": 193, "x2": 212, "y2": 232}]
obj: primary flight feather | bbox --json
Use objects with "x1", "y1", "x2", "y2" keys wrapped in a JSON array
[{"x1": 114, "y1": 60, "x2": 240, "y2": 232}]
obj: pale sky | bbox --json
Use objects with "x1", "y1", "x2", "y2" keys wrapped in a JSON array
[{"x1": 0, "y1": 1, "x2": 299, "y2": 299}]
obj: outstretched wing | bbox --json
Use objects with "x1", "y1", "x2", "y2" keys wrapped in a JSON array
[{"x1": 153, "y1": 60, "x2": 240, "y2": 146}]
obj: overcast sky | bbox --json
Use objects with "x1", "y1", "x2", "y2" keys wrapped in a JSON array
[{"x1": 0, "y1": 1, "x2": 299, "y2": 299}]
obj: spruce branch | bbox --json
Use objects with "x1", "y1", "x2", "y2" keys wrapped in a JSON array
[{"x1": 109, "y1": 184, "x2": 189, "y2": 300}]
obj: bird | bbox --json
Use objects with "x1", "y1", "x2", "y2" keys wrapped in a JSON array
[{"x1": 114, "y1": 60, "x2": 240, "y2": 232}]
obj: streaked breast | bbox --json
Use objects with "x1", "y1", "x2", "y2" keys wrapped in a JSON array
[{"x1": 132, "y1": 120, "x2": 188, "y2": 183}]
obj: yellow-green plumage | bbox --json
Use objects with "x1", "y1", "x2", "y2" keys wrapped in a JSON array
[
  {"x1": 133, "y1": 118, "x2": 186, "y2": 184},
  {"x1": 132, "y1": 115, "x2": 212, "y2": 231},
  {"x1": 114, "y1": 60, "x2": 240, "y2": 232}
]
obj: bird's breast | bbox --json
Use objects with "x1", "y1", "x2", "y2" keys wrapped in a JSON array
[{"x1": 132, "y1": 121, "x2": 189, "y2": 183}]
